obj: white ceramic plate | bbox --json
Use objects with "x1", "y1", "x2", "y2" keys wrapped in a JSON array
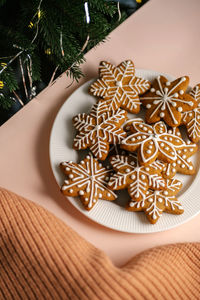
[{"x1": 49, "y1": 69, "x2": 200, "y2": 233}]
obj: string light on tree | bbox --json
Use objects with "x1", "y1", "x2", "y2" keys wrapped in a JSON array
[{"x1": 0, "y1": 81, "x2": 4, "y2": 89}]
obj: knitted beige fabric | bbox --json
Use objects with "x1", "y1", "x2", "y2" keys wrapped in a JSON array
[{"x1": 0, "y1": 187, "x2": 200, "y2": 299}]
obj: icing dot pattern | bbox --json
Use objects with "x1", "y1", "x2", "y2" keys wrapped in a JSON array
[
  {"x1": 121, "y1": 119, "x2": 185, "y2": 166},
  {"x1": 161, "y1": 127, "x2": 198, "y2": 178},
  {"x1": 60, "y1": 153, "x2": 116, "y2": 210},
  {"x1": 141, "y1": 75, "x2": 197, "y2": 127}
]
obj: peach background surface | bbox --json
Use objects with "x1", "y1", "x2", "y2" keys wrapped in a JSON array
[{"x1": 0, "y1": 0, "x2": 200, "y2": 267}]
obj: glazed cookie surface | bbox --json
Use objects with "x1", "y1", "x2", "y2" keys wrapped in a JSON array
[
  {"x1": 89, "y1": 60, "x2": 151, "y2": 113},
  {"x1": 161, "y1": 128, "x2": 198, "y2": 178},
  {"x1": 182, "y1": 84, "x2": 200, "y2": 143},
  {"x1": 73, "y1": 101, "x2": 127, "y2": 160},
  {"x1": 127, "y1": 178, "x2": 184, "y2": 224},
  {"x1": 121, "y1": 119, "x2": 185, "y2": 166},
  {"x1": 60, "y1": 154, "x2": 116, "y2": 210},
  {"x1": 108, "y1": 154, "x2": 166, "y2": 202},
  {"x1": 141, "y1": 75, "x2": 197, "y2": 127}
]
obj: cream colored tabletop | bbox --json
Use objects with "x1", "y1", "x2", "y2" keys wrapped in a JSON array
[{"x1": 1, "y1": 0, "x2": 200, "y2": 267}]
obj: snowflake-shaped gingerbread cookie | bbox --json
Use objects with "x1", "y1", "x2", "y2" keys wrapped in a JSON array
[
  {"x1": 141, "y1": 75, "x2": 197, "y2": 127},
  {"x1": 127, "y1": 179, "x2": 184, "y2": 224},
  {"x1": 108, "y1": 154, "x2": 165, "y2": 202},
  {"x1": 161, "y1": 128, "x2": 198, "y2": 178},
  {"x1": 60, "y1": 154, "x2": 116, "y2": 210},
  {"x1": 182, "y1": 84, "x2": 200, "y2": 143},
  {"x1": 121, "y1": 119, "x2": 185, "y2": 166},
  {"x1": 89, "y1": 60, "x2": 151, "y2": 113},
  {"x1": 73, "y1": 101, "x2": 127, "y2": 160}
]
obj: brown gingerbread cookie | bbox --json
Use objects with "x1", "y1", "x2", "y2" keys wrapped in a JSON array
[
  {"x1": 121, "y1": 119, "x2": 185, "y2": 166},
  {"x1": 127, "y1": 178, "x2": 184, "y2": 224},
  {"x1": 182, "y1": 84, "x2": 200, "y2": 143},
  {"x1": 60, "y1": 153, "x2": 116, "y2": 210},
  {"x1": 108, "y1": 153, "x2": 165, "y2": 202},
  {"x1": 141, "y1": 75, "x2": 197, "y2": 127},
  {"x1": 161, "y1": 128, "x2": 198, "y2": 178},
  {"x1": 89, "y1": 60, "x2": 151, "y2": 113},
  {"x1": 73, "y1": 101, "x2": 127, "y2": 160}
]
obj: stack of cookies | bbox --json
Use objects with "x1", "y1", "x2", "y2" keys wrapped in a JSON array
[{"x1": 60, "y1": 60, "x2": 200, "y2": 224}]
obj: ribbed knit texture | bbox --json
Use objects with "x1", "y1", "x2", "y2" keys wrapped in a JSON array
[{"x1": 0, "y1": 188, "x2": 200, "y2": 299}]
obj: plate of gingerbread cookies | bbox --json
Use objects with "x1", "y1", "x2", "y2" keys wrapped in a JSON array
[{"x1": 50, "y1": 60, "x2": 200, "y2": 233}]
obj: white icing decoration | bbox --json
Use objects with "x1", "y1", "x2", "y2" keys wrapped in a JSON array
[
  {"x1": 141, "y1": 76, "x2": 191, "y2": 125},
  {"x1": 61, "y1": 155, "x2": 116, "y2": 208},
  {"x1": 182, "y1": 85, "x2": 200, "y2": 142},
  {"x1": 160, "y1": 112, "x2": 165, "y2": 117},
  {"x1": 109, "y1": 154, "x2": 165, "y2": 200},
  {"x1": 121, "y1": 120, "x2": 185, "y2": 164},
  {"x1": 116, "y1": 80, "x2": 122, "y2": 87},
  {"x1": 73, "y1": 101, "x2": 126, "y2": 159},
  {"x1": 69, "y1": 174, "x2": 74, "y2": 179},
  {"x1": 90, "y1": 60, "x2": 150, "y2": 112},
  {"x1": 177, "y1": 107, "x2": 183, "y2": 112},
  {"x1": 150, "y1": 88, "x2": 155, "y2": 92}
]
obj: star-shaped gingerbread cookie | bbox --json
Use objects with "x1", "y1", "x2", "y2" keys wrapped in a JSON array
[
  {"x1": 108, "y1": 154, "x2": 165, "y2": 202},
  {"x1": 121, "y1": 119, "x2": 185, "y2": 166},
  {"x1": 161, "y1": 128, "x2": 198, "y2": 178},
  {"x1": 182, "y1": 84, "x2": 200, "y2": 143},
  {"x1": 89, "y1": 60, "x2": 151, "y2": 113},
  {"x1": 60, "y1": 154, "x2": 116, "y2": 210},
  {"x1": 141, "y1": 75, "x2": 197, "y2": 127},
  {"x1": 127, "y1": 179, "x2": 184, "y2": 224},
  {"x1": 73, "y1": 101, "x2": 127, "y2": 160}
]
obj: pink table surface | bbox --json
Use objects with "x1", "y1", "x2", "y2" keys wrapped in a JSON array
[{"x1": 1, "y1": 0, "x2": 200, "y2": 267}]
